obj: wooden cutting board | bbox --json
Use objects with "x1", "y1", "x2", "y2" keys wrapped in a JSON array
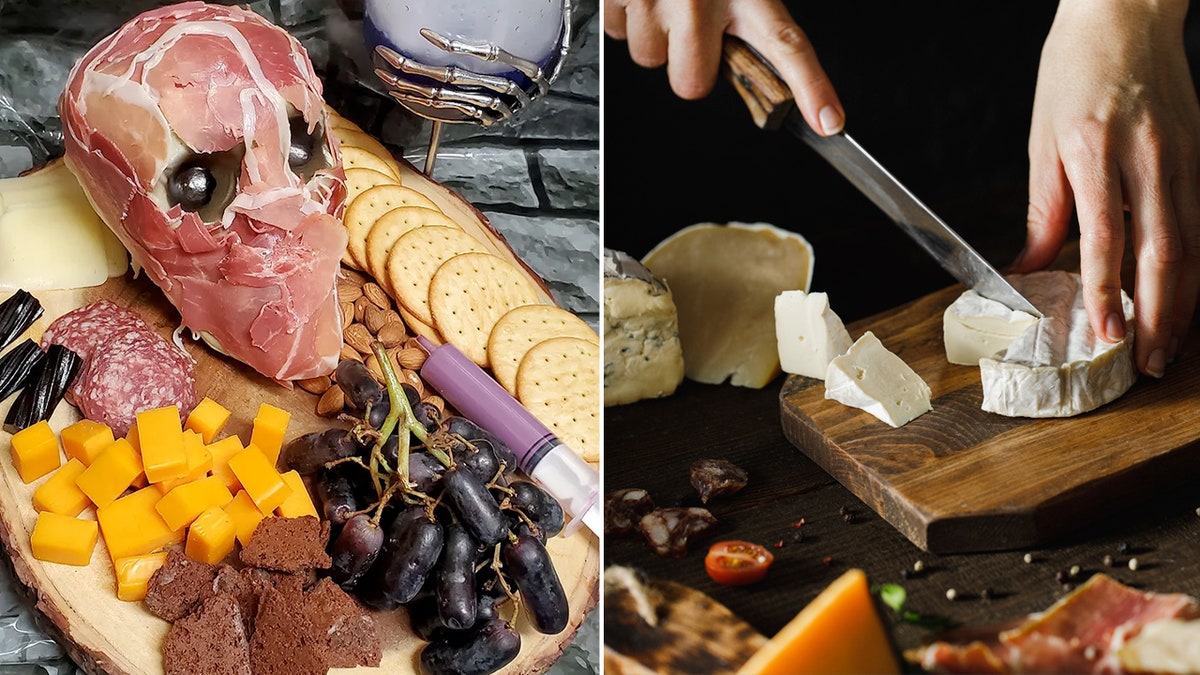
[
  {"x1": 0, "y1": 275, "x2": 598, "y2": 675},
  {"x1": 779, "y1": 257, "x2": 1200, "y2": 555}
]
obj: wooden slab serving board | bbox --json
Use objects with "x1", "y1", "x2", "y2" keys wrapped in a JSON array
[
  {"x1": 0, "y1": 275, "x2": 598, "y2": 675},
  {"x1": 779, "y1": 257, "x2": 1200, "y2": 555}
]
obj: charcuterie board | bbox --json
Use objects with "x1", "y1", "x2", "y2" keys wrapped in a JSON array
[
  {"x1": 0, "y1": 275, "x2": 598, "y2": 675},
  {"x1": 779, "y1": 252, "x2": 1200, "y2": 555}
]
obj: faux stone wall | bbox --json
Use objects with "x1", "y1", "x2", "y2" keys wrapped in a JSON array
[{"x1": 0, "y1": 1, "x2": 600, "y2": 673}]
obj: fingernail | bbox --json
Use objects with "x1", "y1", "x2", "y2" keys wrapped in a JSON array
[
  {"x1": 1105, "y1": 313, "x2": 1126, "y2": 342},
  {"x1": 1147, "y1": 349, "x2": 1166, "y2": 379},
  {"x1": 819, "y1": 106, "x2": 843, "y2": 135},
  {"x1": 1169, "y1": 337, "x2": 1179, "y2": 362}
]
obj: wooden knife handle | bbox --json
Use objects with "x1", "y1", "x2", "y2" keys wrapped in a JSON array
[{"x1": 720, "y1": 36, "x2": 795, "y2": 131}]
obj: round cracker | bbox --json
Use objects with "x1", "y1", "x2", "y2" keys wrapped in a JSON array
[
  {"x1": 428, "y1": 252, "x2": 541, "y2": 367},
  {"x1": 389, "y1": 228, "x2": 488, "y2": 326},
  {"x1": 488, "y1": 304, "x2": 599, "y2": 396},
  {"x1": 366, "y1": 206, "x2": 460, "y2": 293},
  {"x1": 344, "y1": 184, "x2": 441, "y2": 271},
  {"x1": 340, "y1": 145, "x2": 401, "y2": 181},
  {"x1": 344, "y1": 167, "x2": 399, "y2": 205},
  {"x1": 515, "y1": 336, "x2": 600, "y2": 463},
  {"x1": 334, "y1": 127, "x2": 404, "y2": 177}
]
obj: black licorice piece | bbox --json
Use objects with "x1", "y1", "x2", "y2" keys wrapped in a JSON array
[
  {"x1": 0, "y1": 339, "x2": 45, "y2": 403},
  {"x1": 2, "y1": 344, "x2": 81, "y2": 434},
  {"x1": 0, "y1": 290, "x2": 44, "y2": 351}
]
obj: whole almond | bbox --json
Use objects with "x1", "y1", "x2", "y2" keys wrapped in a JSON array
[
  {"x1": 344, "y1": 323, "x2": 374, "y2": 355},
  {"x1": 377, "y1": 321, "x2": 407, "y2": 348},
  {"x1": 340, "y1": 301, "x2": 354, "y2": 330},
  {"x1": 362, "y1": 282, "x2": 390, "y2": 310},
  {"x1": 396, "y1": 346, "x2": 426, "y2": 370},
  {"x1": 337, "y1": 279, "x2": 363, "y2": 304},
  {"x1": 364, "y1": 354, "x2": 384, "y2": 383},
  {"x1": 340, "y1": 344, "x2": 363, "y2": 362},
  {"x1": 364, "y1": 304, "x2": 391, "y2": 334},
  {"x1": 383, "y1": 309, "x2": 404, "y2": 326},
  {"x1": 354, "y1": 295, "x2": 371, "y2": 323},
  {"x1": 403, "y1": 337, "x2": 424, "y2": 352},
  {"x1": 401, "y1": 368, "x2": 425, "y2": 397},
  {"x1": 297, "y1": 376, "x2": 332, "y2": 395},
  {"x1": 317, "y1": 385, "x2": 346, "y2": 417}
]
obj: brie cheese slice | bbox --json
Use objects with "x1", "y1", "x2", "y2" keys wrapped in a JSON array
[
  {"x1": 603, "y1": 248, "x2": 686, "y2": 406},
  {"x1": 825, "y1": 331, "x2": 932, "y2": 428},
  {"x1": 775, "y1": 290, "x2": 853, "y2": 379},
  {"x1": 943, "y1": 290, "x2": 1038, "y2": 365},
  {"x1": 973, "y1": 270, "x2": 1136, "y2": 418}
]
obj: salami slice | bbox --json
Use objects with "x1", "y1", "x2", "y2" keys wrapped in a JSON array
[{"x1": 42, "y1": 301, "x2": 143, "y2": 363}]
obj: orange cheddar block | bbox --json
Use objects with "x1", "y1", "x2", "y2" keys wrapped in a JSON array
[
  {"x1": 735, "y1": 568, "x2": 901, "y2": 675},
  {"x1": 158, "y1": 431, "x2": 213, "y2": 494},
  {"x1": 32, "y1": 459, "x2": 91, "y2": 516},
  {"x1": 138, "y1": 406, "x2": 187, "y2": 484},
  {"x1": 224, "y1": 490, "x2": 266, "y2": 547},
  {"x1": 186, "y1": 506, "x2": 236, "y2": 564},
  {"x1": 249, "y1": 403, "x2": 290, "y2": 465},
  {"x1": 275, "y1": 470, "x2": 318, "y2": 519},
  {"x1": 59, "y1": 419, "x2": 114, "y2": 466},
  {"x1": 10, "y1": 420, "x2": 61, "y2": 483},
  {"x1": 30, "y1": 512, "x2": 98, "y2": 566},
  {"x1": 97, "y1": 486, "x2": 185, "y2": 562},
  {"x1": 207, "y1": 436, "x2": 244, "y2": 493},
  {"x1": 155, "y1": 475, "x2": 235, "y2": 532},
  {"x1": 74, "y1": 438, "x2": 142, "y2": 510},
  {"x1": 185, "y1": 397, "x2": 231, "y2": 444},
  {"x1": 114, "y1": 552, "x2": 168, "y2": 601},
  {"x1": 227, "y1": 445, "x2": 291, "y2": 514}
]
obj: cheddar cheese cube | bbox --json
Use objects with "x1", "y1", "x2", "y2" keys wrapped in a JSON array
[
  {"x1": 186, "y1": 506, "x2": 236, "y2": 564},
  {"x1": 32, "y1": 458, "x2": 91, "y2": 516},
  {"x1": 227, "y1": 445, "x2": 291, "y2": 514},
  {"x1": 59, "y1": 419, "x2": 114, "y2": 466},
  {"x1": 207, "y1": 436, "x2": 244, "y2": 493},
  {"x1": 137, "y1": 406, "x2": 187, "y2": 484},
  {"x1": 249, "y1": 403, "x2": 290, "y2": 465},
  {"x1": 275, "y1": 470, "x2": 318, "y2": 519},
  {"x1": 10, "y1": 420, "x2": 61, "y2": 483},
  {"x1": 114, "y1": 552, "x2": 168, "y2": 602},
  {"x1": 74, "y1": 438, "x2": 142, "y2": 510},
  {"x1": 157, "y1": 431, "x2": 213, "y2": 494},
  {"x1": 224, "y1": 490, "x2": 266, "y2": 547},
  {"x1": 97, "y1": 487, "x2": 184, "y2": 562},
  {"x1": 185, "y1": 397, "x2": 231, "y2": 444},
  {"x1": 30, "y1": 512, "x2": 98, "y2": 566},
  {"x1": 155, "y1": 475, "x2": 235, "y2": 532}
]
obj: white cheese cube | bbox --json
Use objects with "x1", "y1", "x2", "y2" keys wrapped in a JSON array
[
  {"x1": 825, "y1": 331, "x2": 931, "y2": 428},
  {"x1": 775, "y1": 290, "x2": 853, "y2": 379}
]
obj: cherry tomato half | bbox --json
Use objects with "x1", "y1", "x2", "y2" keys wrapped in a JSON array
[{"x1": 705, "y1": 540, "x2": 775, "y2": 586}]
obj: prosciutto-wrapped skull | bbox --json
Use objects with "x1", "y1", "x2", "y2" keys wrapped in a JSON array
[{"x1": 59, "y1": 1, "x2": 347, "y2": 382}]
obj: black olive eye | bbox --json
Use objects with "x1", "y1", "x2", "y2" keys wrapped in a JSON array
[
  {"x1": 168, "y1": 163, "x2": 216, "y2": 212},
  {"x1": 289, "y1": 115, "x2": 316, "y2": 169}
]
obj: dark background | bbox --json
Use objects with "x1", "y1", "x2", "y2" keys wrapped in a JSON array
[{"x1": 603, "y1": 2, "x2": 1200, "y2": 323}]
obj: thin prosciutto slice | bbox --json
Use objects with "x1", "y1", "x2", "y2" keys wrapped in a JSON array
[{"x1": 58, "y1": 1, "x2": 346, "y2": 382}]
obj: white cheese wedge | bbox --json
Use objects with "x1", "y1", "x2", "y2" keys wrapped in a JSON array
[
  {"x1": 975, "y1": 270, "x2": 1135, "y2": 418},
  {"x1": 775, "y1": 290, "x2": 853, "y2": 379},
  {"x1": 603, "y1": 248, "x2": 686, "y2": 406},
  {"x1": 943, "y1": 289, "x2": 1038, "y2": 365},
  {"x1": 642, "y1": 222, "x2": 814, "y2": 388},
  {"x1": 0, "y1": 160, "x2": 128, "y2": 291},
  {"x1": 825, "y1": 331, "x2": 932, "y2": 428}
]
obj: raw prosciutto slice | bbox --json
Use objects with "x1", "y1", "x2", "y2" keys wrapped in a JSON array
[
  {"x1": 58, "y1": 2, "x2": 346, "y2": 383},
  {"x1": 911, "y1": 574, "x2": 1200, "y2": 674}
]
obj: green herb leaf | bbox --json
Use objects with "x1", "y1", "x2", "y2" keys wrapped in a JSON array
[{"x1": 878, "y1": 583, "x2": 907, "y2": 613}]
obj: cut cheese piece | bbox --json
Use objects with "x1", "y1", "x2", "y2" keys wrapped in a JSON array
[
  {"x1": 602, "y1": 248, "x2": 685, "y2": 406},
  {"x1": 974, "y1": 270, "x2": 1135, "y2": 418},
  {"x1": 825, "y1": 332, "x2": 931, "y2": 428},
  {"x1": 641, "y1": 222, "x2": 813, "y2": 388},
  {"x1": 735, "y1": 568, "x2": 901, "y2": 675},
  {"x1": 775, "y1": 290, "x2": 853, "y2": 379},
  {"x1": 943, "y1": 286, "x2": 1038, "y2": 365}
]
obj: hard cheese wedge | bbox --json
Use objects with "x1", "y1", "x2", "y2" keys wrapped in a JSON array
[
  {"x1": 642, "y1": 222, "x2": 813, "y2": 388},
  {"x1": 736, "y1": 568, "x2": 901, "y2": 675}
]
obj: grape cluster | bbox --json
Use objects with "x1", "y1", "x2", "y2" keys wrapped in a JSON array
[{"x1": 284, "y1": 346, "x2": 569, "y2": 675}]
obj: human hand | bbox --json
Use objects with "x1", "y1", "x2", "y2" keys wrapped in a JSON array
[
  {"x1": 1017, "y1": 0, "x2": 1200, "y2": 377},
  {"x1": 604, "y1": 0, "x2": 845, "y2": 135}
]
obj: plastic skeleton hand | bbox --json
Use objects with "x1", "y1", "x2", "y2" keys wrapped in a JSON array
[{"x1": 371, "y1": 1, "x2": 572, "y2": 126}]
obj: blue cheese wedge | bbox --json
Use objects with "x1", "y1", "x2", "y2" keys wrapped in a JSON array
[
  {"x1": 603, "y1": 248, "x2": 685, "y2": 406},
  {"x1": 775, "y1": 291, "x2": 853, "y2": 379},
  {"x1": 825, "y1": 331, "x2": 932, "y2": 428},
  {"x1": 977, "y1": 270, "x2": 1135, "y2": 418}
]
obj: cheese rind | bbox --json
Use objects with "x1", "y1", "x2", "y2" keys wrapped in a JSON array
[
  {"x1": 603, "y1": 248, "x2": 685, "y2": 406},
  {"x1": 825, "y1": 332, "x2": 932, "y2": 428},
  {"x1": 775, "y1": 291, "x2": 853, "y2": 379},
  {"x1": 974, "y1": 271, "x2": 1136, "y2": 418}
]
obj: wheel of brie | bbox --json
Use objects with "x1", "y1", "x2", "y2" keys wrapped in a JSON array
[{"x1": 945, "y1": 270, "x2": 1137, "y2": 418}]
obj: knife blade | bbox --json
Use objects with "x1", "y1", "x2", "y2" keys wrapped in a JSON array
[{"x1": 721, "y1": 37, "x2": 1042, "y2": 317}]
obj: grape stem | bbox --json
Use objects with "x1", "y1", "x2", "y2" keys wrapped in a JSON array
[{"x1": 372, "y1": 340, "x2": 432, "y2": 491}]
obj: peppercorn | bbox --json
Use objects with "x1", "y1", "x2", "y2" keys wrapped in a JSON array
[
  {"x1": 945, "y1": 588, "x2": 958, "y2": 601},
  {"x1": 1068, "y1": 565, "x2": 1081, "y2": 578},
  {"x1": 980, "y1": 588, "x2": 993, "y2": 601},
  {"x1": 1102, "y1": 554, "x2": 1114, "y2": 567},
  {"x1": 1117, "y1": 541, "x2": 1130, "y2": 554},
  {"x1": 1128, "y1": 557, "x2": 1139, "y2": 571},
  {"x1": 1023, "y1": 553, "x2": 1033, "y2": 564}
]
